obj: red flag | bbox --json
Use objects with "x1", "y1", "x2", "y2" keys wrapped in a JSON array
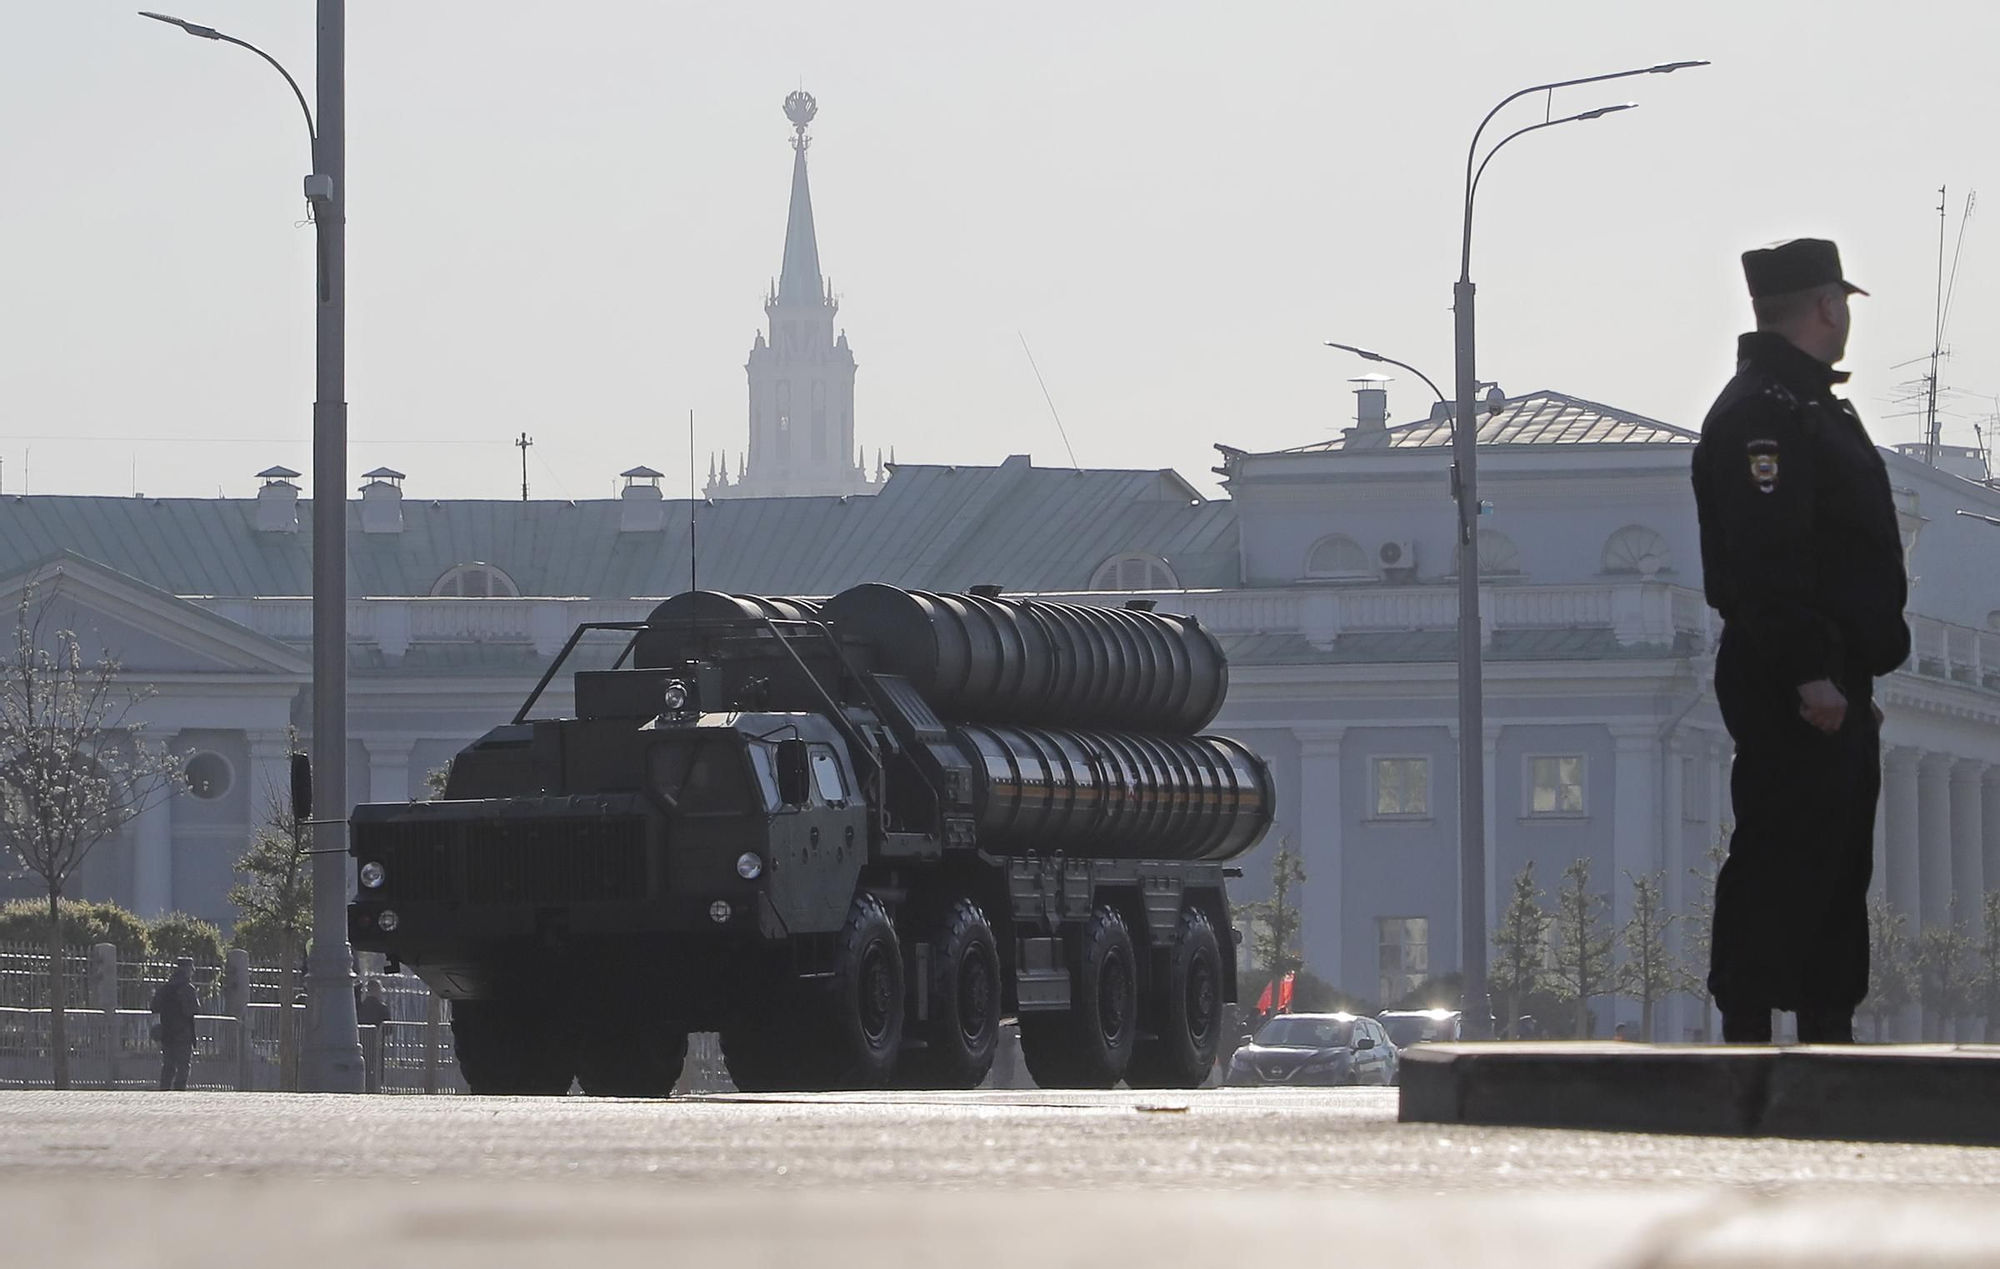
[
  {"x1": 1278, "y1": 971, "x2": 1296, "y2": 1014},
  {"x1": 1255, "y1": 980, "x2": 1273, "y2": 1015}
]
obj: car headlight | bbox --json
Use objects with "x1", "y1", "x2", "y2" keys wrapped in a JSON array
[
  {"x1": 359, "y1": 861, "x2": 386, "y2": 889},
  {"x1": 735, "y1": 852, "x2": 764, "y2": 880},
  {"x1": 376, "y1": 909, "x2": 400, "y2": 932}
]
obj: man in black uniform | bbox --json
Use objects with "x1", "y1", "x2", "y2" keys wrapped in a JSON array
[{"x1": 1693, "y1": 238, "x2": 1910, "y2": 1044}]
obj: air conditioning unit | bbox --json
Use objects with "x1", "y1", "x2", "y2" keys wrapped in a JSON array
[{"x1": 1376, "y1": 538, "x2": 1416, "y2": 572}]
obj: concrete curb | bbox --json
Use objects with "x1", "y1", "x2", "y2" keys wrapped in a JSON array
[{"x1": 1399, "y1": 1042, "x2": 2000, "y2": 1146}]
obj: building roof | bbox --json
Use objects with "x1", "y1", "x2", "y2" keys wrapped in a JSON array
[
  {"x1": 1277, "y1": 390, "x2": 1699, "y2": 453},
  {"x1": 0, "y1": 461, "x2": 1238, "y2": 600},
  {"x1": 1219, "y1": 626, "x2": 1694, "y2": 666}
]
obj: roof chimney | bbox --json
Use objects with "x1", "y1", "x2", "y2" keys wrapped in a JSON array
[
  {"x1": 1340, "y1": 375, "x2": 1392, "y2": 450},
  {"x1": 620, "y1": 465, "x2": 666, "y2": 533},
  {"x1": 254, "y1": 466, "x2": 300, "y2": 533},
  {"x1": 360, "y1": 467, "x2": 405, "y2": 534}
]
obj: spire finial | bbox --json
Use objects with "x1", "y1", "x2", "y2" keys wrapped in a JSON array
[{"x1": 784, "y1": 90, "x2": 817, "y2": 153}]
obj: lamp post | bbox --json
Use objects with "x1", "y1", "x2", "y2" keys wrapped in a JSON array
[
  {"x1": 1451, "y1": 61, "x2": 1705, "y2": 1038},
  {"x1": 142, "y1": 4, "x2": 362, "y2": 1091},
  {"x1": 1324, "y1": 342, "x2": 1448, "y2": 406}
]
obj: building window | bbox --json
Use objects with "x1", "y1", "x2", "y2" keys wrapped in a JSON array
[
  {"x1": 1304, "y1": 534, "x2": 1370, "y2": 580},
  {"x1": 1602, "y1": 525, "x2": 1672, "y2": 576},
  {"x1": 430, "y1": 563, "x2": 520, "y2": 598},
  {"x1": 1372, "y1": 757, "x2": 1429, "y2": 818},
  {"x1": 1089, "y1": 553, "x2": 1179, "y2": 592},
  {"x1": 1526, "y1": 755, "x2": 1585, "y2": 816},
  {"x1": 1476, "y1": 529, "x2": 1522, "y2": 577},
  {"x1": 182, "y1": 752, "x2": 233, "y2": 801},
  {"x1": 1377, "y1": 917, "x2": 1430, "y2": 1005}
]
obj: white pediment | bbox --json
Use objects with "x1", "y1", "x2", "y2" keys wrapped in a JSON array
[{"x1": 0, "y1": 554, "x2": 309, "y2": 679}]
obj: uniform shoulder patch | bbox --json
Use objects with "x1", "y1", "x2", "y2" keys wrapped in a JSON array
[{"x1": 1746, "y1": 439, "x2": 1780, "y2": 493}]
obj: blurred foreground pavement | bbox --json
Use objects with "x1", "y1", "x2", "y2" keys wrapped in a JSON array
[{"x1": 4, "y1": 1087, "x2": 1997, "y2": 1268}]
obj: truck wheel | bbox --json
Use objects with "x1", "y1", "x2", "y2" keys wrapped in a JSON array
[
  {"x1": 1018, "y1": 905, "x2": 1138, "y2": 1089},
  {"x1": 450, "y1": 999, "x2": 576, "y2": 1096},
  {"x1": 1127, "y1": 907, "x2": 1224, "y2": 1089},
  {"x1": 810, "y1": 892, "x2": 906, "y2": 1089},
  {"x1": 904, "y1": 897, "x2": 1002, "y2": 1088},
  {"x1": 576, "y1": 1017, "x2": 689, "y2": 1098}
]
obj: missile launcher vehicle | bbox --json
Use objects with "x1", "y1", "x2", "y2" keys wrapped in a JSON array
[{"x1": 348, "y1": 584, "x2": 1274, "y2": 1094}]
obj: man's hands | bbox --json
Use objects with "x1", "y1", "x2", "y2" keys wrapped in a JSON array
[{"x1": 1798, "y1": 679, "x2": 1847, "y2": 734}]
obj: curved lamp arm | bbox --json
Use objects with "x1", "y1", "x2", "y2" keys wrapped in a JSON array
[
  {"x1": 1460, "y1": 61, "x2": 1705, "y2": 278},
  {"x1": 139, "y1": 11, "x2": 316, "y2": 157},
  {"x1": 1324, "y1": 342, "x2": 1447, "y2": 405},
  {"x1": 1463, "y1": 104, "x2": 1636, "y2": 271}
]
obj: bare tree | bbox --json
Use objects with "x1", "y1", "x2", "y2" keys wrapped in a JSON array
[
  {"x1": 1913, "y1": 914, "x2": 1975, "y2": 1042},
  {"x1": 1616, "y1": 871, "x2": 1677, "y2": 1041},
  {"x1": 1490, "y1": 862, "x2": 1551, "y2": 1039},
  {"x1": 1548, "y1": 858, "x2": 1615, "y2": 1039},
  {"x1": 1862, "y1": 895, "x2": 1915, "y2": 1042},
  {"x1": 0, "y1": 584, "x2": 181, "y2": 1088},
  {"x1": 1242, "y1": 838, "x2": 1307, "y2": 996},
  {"x1": 228, "y1": 739, "x2": 310, "y2": 1090},
  {"x1": 1680, "y1": 834, "x2": 1728, "y2": 1042}
]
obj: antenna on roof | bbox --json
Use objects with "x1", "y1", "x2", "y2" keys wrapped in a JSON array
[
  {"x1": 1018, "y1": 332, "x2": 1082, "y2": 471},
  {"x1": 515, "y1": 432, "x2": 534, "y2": 501}
]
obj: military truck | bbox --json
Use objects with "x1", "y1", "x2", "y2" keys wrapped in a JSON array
[{"x1": 348, "y1": 584, "x2": 1274, "y2": 1094}]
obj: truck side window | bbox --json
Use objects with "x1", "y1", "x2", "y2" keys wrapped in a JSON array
[
  {"x1": 650, "y1": 738, "x2": 753, "y2": 814},
  {"x1": 745, "y1": 743, "x2": 783, "y2": 813},
  {"x1": 808, "y1": 745, "x2": 847, "y2": 805}
]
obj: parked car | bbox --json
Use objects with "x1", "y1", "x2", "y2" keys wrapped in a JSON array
[
  {"x1": 1377, "y1": 1008, "x2": 1462, "y2": 1054},
  {"x1": 1224, "y1": 1013, "x2": 1397, "y2": 1087}
]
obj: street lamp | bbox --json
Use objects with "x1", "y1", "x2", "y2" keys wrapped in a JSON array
[
  {"x1": 1323, "y1": 342, "x2": 1448, "y2": 405},
  {"x1": 1452, "y1": 60, "x2": 1706, "y2": 1038},
  {"x1": 141, "y1": 4, "x2": 361, "y2": 1092}
]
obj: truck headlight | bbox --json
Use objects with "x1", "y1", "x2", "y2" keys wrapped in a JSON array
[
  {"x1": 709, "y1": 900, "x2": 733, "y2": 923},
  {"x1": 662, "y1": 680, "x2": 690, "y2": 712},
  {"x1": 735, "y1": 852, "x2": 763, "y2": 880},
  {"x1": 377, "y1": 909, "x2": 400, "y2": 932},
  {"x1": 359, "y1": 861, "x2": 386, "y2": 889}
]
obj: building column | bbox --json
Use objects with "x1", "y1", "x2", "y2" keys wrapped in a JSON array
[
  {"x1": 1870, "y1": 748, "x2": 1890, "y2": 905},
  {"x1": 246, "y1": 732, "x2": 294, "y2": 824},
  {"x1": 1295, "y1": 730, "x2": 1345, "y2": 993},
  {"x1": 366, "y1": 738, "x2": 417, "y2": 805},
  {"x1": 1917, "y1": 752, "x2": 1955, "y2": 931},
  {"x1": 1661, "y1": 736, "x2": 1689, "y2": 1042},
  {"x1": 1611, "y1": 727, "x2": 1660, "y2": 1034},
  {"x1": 1482, "y1": 723, "x2": 1501, "y2": 956},
  {"x1": 1950, "y1": 761, "x2": 1987, "y2": 947},
  {"x1": 1883, "y1": 747, "x2": 1922, "y2": 921},
  {"x1": 131, "y1": 730, "x2": 179, "y2": 918}
]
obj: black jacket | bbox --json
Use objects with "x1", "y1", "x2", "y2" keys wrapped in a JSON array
[
  {"x1": 1692, "y1": 333, "x2": 1910, "y2": 686},
  {"x1": 151, "y1": 976, "x2": 199, "y2": 1048}
]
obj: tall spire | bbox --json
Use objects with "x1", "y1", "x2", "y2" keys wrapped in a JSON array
[{"x1": 776, "y1": 91, "x2": 825, "y2": 306}]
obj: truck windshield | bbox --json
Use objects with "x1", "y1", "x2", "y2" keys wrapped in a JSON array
[{"x1": 649, "y1": 737, "x2": 755, "y2": 815}]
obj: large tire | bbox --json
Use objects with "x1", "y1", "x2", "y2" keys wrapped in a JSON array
[
  {"x1": 450, "y1": 999, "x2": 576, "y2": 1096},
  {"x1": 1018, "y1": 905, "x2": 1138, "y2": 1089},
  {"x1": 902, "y1": 897, "x2": 1002, "y2": 1088},
  {"x1": 1127, "y1": 907, "x2": 1224, "y2": 1089},
  {"x1": 576, "y1": 1016, "x2": 690, "y2": 1098},
  {"x1": 801, "y1": 893, "x2": 906, "y2": 1089}
]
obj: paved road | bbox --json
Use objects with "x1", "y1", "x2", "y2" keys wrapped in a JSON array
[{"x1": 5, "y1": 1087, "x2": 1998, "y2": 1267}]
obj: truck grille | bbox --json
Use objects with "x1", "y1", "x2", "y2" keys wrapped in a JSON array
[{"x1": 359, "y1": 816, "x2": 648, "y2": 903}]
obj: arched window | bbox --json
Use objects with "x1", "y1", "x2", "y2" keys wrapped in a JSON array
[
  {"x1": 1602, "y1": 525, "x2": 1672, "y2": 576},
  {"x1": 1089, "y1": 553, "x2": 1179, "y2": 592},
  {"x1": 431, "y1": 563, "x2": 520, "y2": 598},
  {"x1": 1304, "y1": 534, "x2": 1371, "y2": 579},
  {"x1": 1476, "y1": 529, "x2": 1522, "y2": 577}
]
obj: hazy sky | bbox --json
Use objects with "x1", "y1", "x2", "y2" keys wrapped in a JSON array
[{"x1": 3, "y1": 1, "x2": 1996, "y2": 502}]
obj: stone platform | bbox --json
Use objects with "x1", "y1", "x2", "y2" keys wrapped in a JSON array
[{"x1": 1399, "y1": 1042, "x2": 2000, "y2": 1145}]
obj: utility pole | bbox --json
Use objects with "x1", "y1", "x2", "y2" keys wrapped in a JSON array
[
  {"x1": 516, "y1": 432, "x2": 533, "y2": 501},
  {"x1": 302, "y1": 0, "x2": 363, "y2": 1093}
]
